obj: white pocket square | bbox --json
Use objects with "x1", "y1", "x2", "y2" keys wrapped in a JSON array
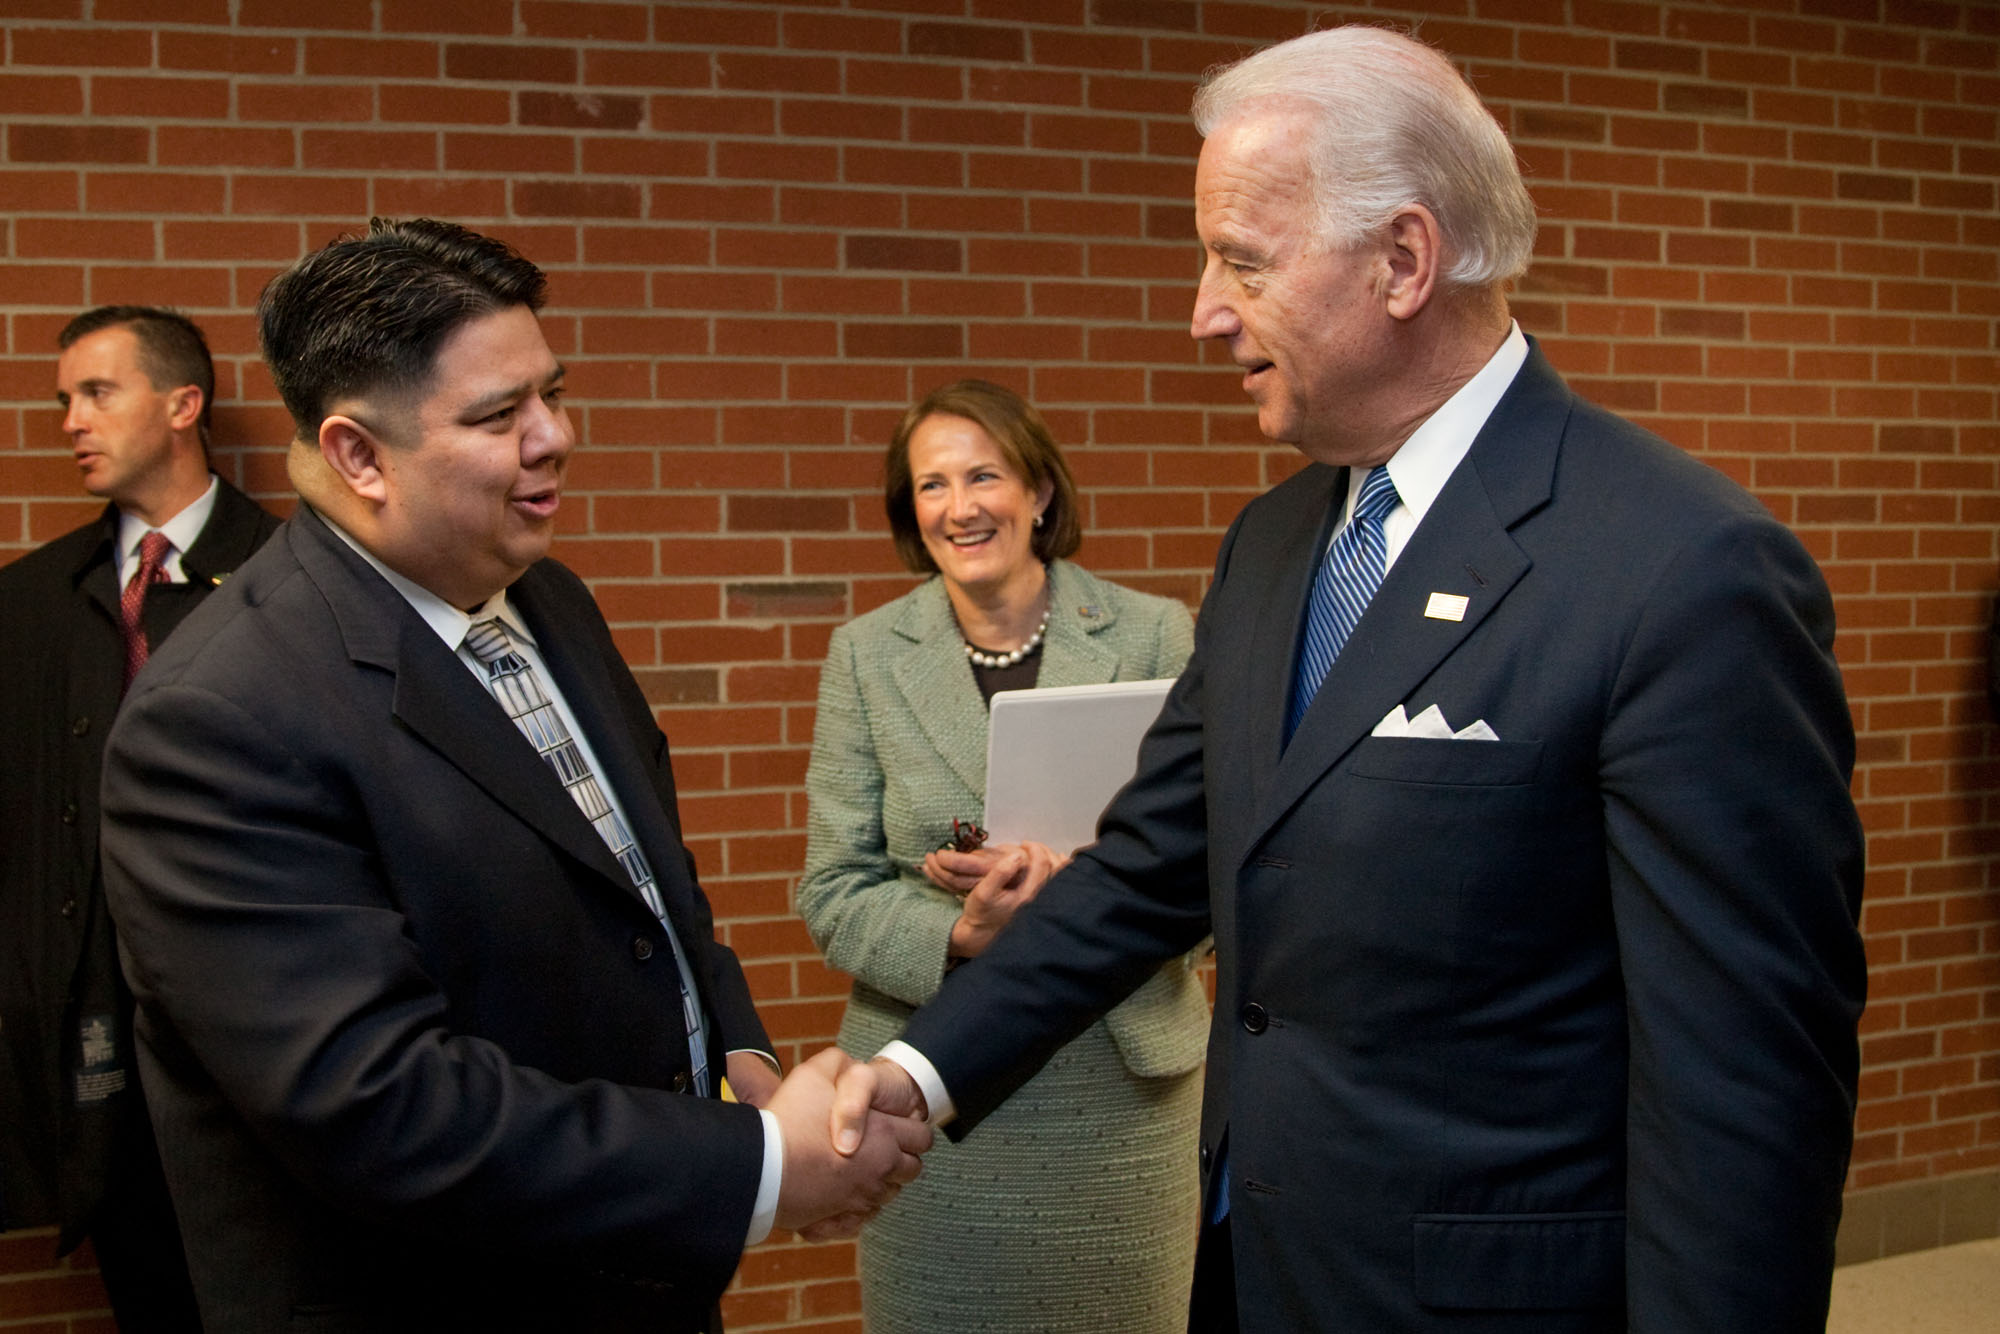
[{"x1": 1372, "y1": 703, "x2": 1499, "y2": 741}]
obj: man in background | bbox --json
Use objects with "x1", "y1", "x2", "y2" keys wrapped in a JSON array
[
  {"x1": 1, "y1": 305, "x2": 280, "y2": 1330},
  {"x1": 100, "y1": 219, "x2": 924, "y2": 1332},
  {"x1": 842, "y1": 26, "x2": 1867, "y2": 1332}
]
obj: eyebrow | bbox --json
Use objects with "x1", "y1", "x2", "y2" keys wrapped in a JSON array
[
  {"x1": 456, "y1": 363, "x2": 566, "y2": 422},
  {"x1": 55, "y1": 376, "x2": 116, "y2": 404}
]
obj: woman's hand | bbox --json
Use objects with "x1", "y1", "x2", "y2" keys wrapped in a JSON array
[
  {"x1": 921, "y1": 845, "x2": 1003, "y2": 894},
  {"x1": 944, "y1": 841, "x2": 1066, "y2": 961}
]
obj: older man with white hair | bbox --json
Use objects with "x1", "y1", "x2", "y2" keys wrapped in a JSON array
[{"x1": 838, "y1": 24, "x2": 1867, "y2": 1333}]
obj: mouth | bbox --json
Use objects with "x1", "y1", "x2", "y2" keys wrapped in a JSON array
[
  {"x1": 945, "y1": 530, "x2": 995, "y2": 550},
  {"x1": 509, "y1": 486, "x2": 560, "y2": 520},
  {"x1": 1241, "y1": 361, "x2": 1273, "y2": 390}
]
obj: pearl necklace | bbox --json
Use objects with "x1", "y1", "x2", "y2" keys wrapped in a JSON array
[{"x1": 964, "y1": 611, "x2": 1049, "y2": 670}]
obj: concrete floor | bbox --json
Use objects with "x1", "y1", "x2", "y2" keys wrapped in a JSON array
[{"x1": 1824, "y1": 1237, "x2": 2000, "y2": 1334}]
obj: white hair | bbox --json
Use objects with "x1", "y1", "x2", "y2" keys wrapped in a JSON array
[{"x1": 1192, "y1": 26, "x2": 1537, "y2": 288}]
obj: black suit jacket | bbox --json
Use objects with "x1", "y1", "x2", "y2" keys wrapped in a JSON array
[
  {"x1": 100, "y1": 504, "x2": 774, "y2": 1333},
  {"x1": 0, "y1": 479, "x2": 278, "y2": 1247},
  {"x1": 900, "y1": 345, "x2": 1867, "y2": 1332}
]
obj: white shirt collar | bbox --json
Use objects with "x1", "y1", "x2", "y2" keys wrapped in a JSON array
[
  {"x1": 116, "y1": 474, "x2": 220, "y2": 580},
  {"x1": 318, "y1": 511, "x2": 533, "y2": 652},
  {"x1": 1374, "y1": 320, "x2": 1529, "y2": 530}
]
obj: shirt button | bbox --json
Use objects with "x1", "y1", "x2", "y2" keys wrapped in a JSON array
[
  {"x1": 632, "y1": 937, "x2": 655, "y2": 962},
  {"x1": 71, "y1": 716, "x2": 91, "y2": 737},
  {"x1": 1240, "y1": 1002, "x2": 1269, "y2": 1034}
]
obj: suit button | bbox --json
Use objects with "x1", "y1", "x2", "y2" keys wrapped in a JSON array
[
  {"x1": 1240, "y1": 1002, "x2": 1268, "y2": 1034},
  {"x1": 61, "y1": 799, "x2": 79, "y2": 825},
  {"x1": 1199, "y1": 1142, "x2": 1212, "y2": 1171},
  {"x1": 632, "y1": 937, "x2": 655, "y2": 962},
  {"x1": 60, "y1": 898, "x2": 77, "y2": 919},
  {"x1": 671, "y1": 1071, "x2": 690, "y2": 1093},
  {"x1": 71, "y1": 716, "x2": 91, "y2": 737}
]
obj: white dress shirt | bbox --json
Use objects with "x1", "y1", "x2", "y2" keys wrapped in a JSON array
[{"x1": 114, "y1": 474, "x2": 220, "y2": 587}]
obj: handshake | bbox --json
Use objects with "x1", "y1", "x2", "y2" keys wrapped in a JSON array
[{"x1": 761, "y1": 1048, "x2": 933, "y2": 1240}]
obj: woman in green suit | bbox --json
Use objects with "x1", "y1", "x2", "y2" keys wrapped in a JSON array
[{"x1": 799, "y1": 380, "x2": 1208, "y2": 1333}]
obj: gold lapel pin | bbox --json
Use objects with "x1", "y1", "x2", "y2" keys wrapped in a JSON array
[{"x1": 1424, "y1": 592, "x2": 1469, "y2": 622}]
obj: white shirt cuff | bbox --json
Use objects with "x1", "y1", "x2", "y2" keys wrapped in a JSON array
[
  {"x1": 876, "y1": 1039, "x2": 956, "y2": 1126},
  {"x1": 744, "y1": 1107, "x2": 782, "y2": 1246}
]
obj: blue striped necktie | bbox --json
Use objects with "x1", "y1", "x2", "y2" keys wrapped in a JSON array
[
  {"x1": 1285, "y1": 466, "x2": 1400, "y2": 745},
  {"x1": 464, "y1": 617, "x2": 710, "y2": 1096}
]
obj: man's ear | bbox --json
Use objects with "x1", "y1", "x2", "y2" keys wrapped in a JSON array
[
  {"x1": 1381, "y1": 203, "x2": 1443, "y2": 322},
  {"x1": 318, "y1": 414, "x2": 390, "y2": 504},
  {"x1": 165, "y1": 385, "x2": 204, "y2": 434}
]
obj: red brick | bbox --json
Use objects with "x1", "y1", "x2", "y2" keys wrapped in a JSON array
[
  {"x1": 90, "y1": 74, "x2": 231, "y2": 120},
  {"x1": 0, "y1": 72, "x2": 83, "y2": 115},
  {"x1": 239, "y1": 0, "x2": 369, "y2": 28},
  {"x1": 305, "y1": 36, "x2": 440, "y2": 79},
  {"x1": 9, "y1": 124, "x2": 148, "y2": 165},
  {"x1": 444, "y1": 42, "x2": 578, "y2": 83},
  {"x1": 157, "y1": 125, "x2": 295, "y2": 167},
  {"x1": 15, "y1": 218, "x2": 153, "y2": 260},
  {"x1": 377, "y1": 82, "x2": 509, "y2": 126},
  {"x1": 519, "y1": 0, "x2": 647, "y2": 42},
  {"x1": 10, "y1": 26, "x2": 151, "y2": 68}
]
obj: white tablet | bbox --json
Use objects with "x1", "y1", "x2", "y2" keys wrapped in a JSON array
[{"x1": 983, "y1": 678, "x2": 1175, "y2": 854}]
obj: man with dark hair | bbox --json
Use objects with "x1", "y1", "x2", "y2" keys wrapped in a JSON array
[
  {"x1": 1, "y1": 305, "x2": 279, "y2": 1331},
  {"x1": 100, "y1": 218, "x2": 925, "y2": 1332},
  {"x1": 837, "y1": 25, "x2": 1865, "y2": 1333}
]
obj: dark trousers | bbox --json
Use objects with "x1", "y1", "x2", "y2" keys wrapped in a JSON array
[
  {"x1": 89, "y1": 1128, "x2": 203, "y2": 1333},
  {"x1": 1187, "y1": 1213, "x2": 1239, "y2": 1333}
]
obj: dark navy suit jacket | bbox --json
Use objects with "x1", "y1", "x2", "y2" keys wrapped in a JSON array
[
  {"x1": 102, "y1": 504, "x2": 771, "y2": 1333},
  {"x1": 901, "y1": 344, "x2": 1867, "y2": 1332},
  {"x1": 0, "y1": 481, "x2": 277, "y2": 1248}
]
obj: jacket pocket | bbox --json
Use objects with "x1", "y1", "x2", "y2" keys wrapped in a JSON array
[
  {"x1": 1103, "y1": 956, "x2": 1210, "y2": 1078},
  {"x1": 1349, "y1": 736, "x2": 1543, "y2": 786},
  {"x1": 1412, "y1": 1211, "x2": 1623, "y2": 1309}
]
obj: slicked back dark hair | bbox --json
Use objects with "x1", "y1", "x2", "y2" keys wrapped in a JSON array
[
  {"x1": 59, "y1": 305, "x2": 215, "y2": 450},
  {"x1": 884, "y1": 379, "x2": 1082, "y2": 575},
  {"x1": 258, "y1": 217, "x2": 547, "y2": 440}
]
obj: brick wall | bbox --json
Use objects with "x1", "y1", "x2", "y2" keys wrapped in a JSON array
[{"x1": 2, "y1": 0, "x2": 1995, "y2": 1328}]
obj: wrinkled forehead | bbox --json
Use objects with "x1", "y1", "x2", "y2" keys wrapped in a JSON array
[{"x1": 1196, "y1": 116, "x2": 1316, "y2": 242}]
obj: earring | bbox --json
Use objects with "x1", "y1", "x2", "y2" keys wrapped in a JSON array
[{"x1": 1033, "y1": 512, "x2": 1045, "y2": 528}]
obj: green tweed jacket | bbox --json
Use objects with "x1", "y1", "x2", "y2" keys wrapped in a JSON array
[{"x1": 799, "y1": 559, "x2": 1210, "y2": 1078}]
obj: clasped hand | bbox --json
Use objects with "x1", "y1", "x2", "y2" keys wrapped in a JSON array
[
  {"x1": 768, "y1": 1047, "x2": 931, "y2": 1241},
  {"x1": 924, "y1": 841, "x2": 1065, "y2": 961}
]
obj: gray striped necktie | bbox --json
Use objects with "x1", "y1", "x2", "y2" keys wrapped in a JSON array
[{"x1": 463, "y1": 617, "x2": 709, "y2": 1096}]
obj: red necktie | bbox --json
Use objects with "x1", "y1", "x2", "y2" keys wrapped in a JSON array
[{"x1": 121, "y1": 531, "x2": 173, "y2": 689}]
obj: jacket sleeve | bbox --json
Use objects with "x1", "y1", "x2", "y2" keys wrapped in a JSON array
[
  {"x1": 899, "y1": 539, "x2": 1242, "y2": 1133},
  {"x1": 1601, "y1": 505, "x2": 1865, "y2": 1330},
  {"x1": 796, "y1": 622, "x2": 966, "y2": 1011}
]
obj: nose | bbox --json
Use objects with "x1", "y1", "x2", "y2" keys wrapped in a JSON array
[
  {"x1": 62, "y1": 399, "x2": 87, "y2": 437},
  {"x1": 1190, "y1": 257, "x2": 1240, "y2": 343},
  {"x1": 521, "y1": 392, "x2": 574, "y2": 465},
  {"x1": 944, "y1": 483, "x2": 979, "y2": 522}
]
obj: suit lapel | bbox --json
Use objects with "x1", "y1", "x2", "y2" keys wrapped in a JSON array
[
  {"x1": 71, "y1": 504, "x2": 124, "y2": 627},
  {"x1": 891, "y1": 579, "x2": 990, "y2": 797},
  {"x1": 1241, "y1": 467, "x2": 1345, "y2": 820},
  {"x1": 292, "y1": 508, "x2": 631, "y2": 893},
  {"x1": 179, "y1": 479, "x2": 278, "y2": 589},
  {"x1": 1244, "y1": 345, "x2": 1572, "y2": 857},
  {"x1": 1035, "y1": 561, "x2": 1122, "y2": 691}
]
